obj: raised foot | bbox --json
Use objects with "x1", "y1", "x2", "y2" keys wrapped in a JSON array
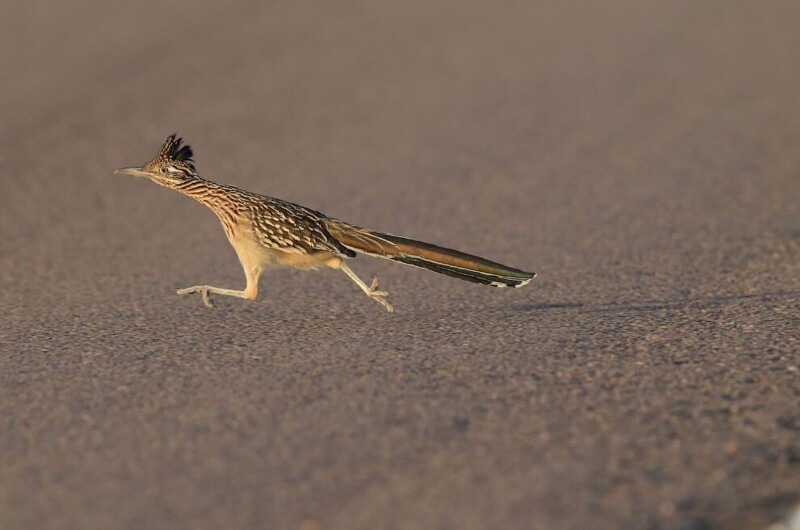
[
  {"x1": 368, "y1": 276, "x2": 393, "y2": 313},
  {"x1": 176, "y1": 286, "x2": 215, "y2": 308}
]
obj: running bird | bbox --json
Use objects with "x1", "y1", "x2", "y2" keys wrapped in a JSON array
[{"x1": 115, "y1": 134, "x2": 535, "y2": 312}]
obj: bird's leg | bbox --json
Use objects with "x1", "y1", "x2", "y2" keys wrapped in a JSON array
[
  {"x1": 338, "y1": 262, "x2": 393, "y2": 313},
  {"x1": 175, "y1": 286, "x2": 254, "y2": 308},
  {"x1": 176, "y1": 266, "x2": 261, "y2": 308}
]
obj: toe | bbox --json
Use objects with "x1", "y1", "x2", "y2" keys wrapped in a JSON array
[{"x1": 201, "y1": 289, "x2": 214, "y2": 308}]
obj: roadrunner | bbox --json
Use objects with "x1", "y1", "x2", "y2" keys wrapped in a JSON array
[{"x1": 116, "y1": 134, "x2": 535, "y2": 312}]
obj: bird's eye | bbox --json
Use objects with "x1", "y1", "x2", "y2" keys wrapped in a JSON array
[{"x1": 160, "y1": 166, "x2": 167, "y2": 173}]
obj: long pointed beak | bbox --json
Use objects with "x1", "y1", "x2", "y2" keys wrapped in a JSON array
[{"x1": 114, "y1": 166, "x2": 148, "y2": 177}]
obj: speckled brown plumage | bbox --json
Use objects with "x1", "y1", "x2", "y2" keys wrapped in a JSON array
[{"x1": 115, "y1": 134, "x2": 535, "y2": 312}]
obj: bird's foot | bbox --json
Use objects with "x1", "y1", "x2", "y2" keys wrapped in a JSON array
[
  {"x1": 368, "y1": 275, "x2": 393, "y2": 313},
  {"x1": 176, "y1": 286, "x2": 215, "y2": 308}
]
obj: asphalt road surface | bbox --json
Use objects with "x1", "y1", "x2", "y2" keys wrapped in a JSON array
[{"x1": 1, "y1": 2, "x2": 799, "y2": 529}]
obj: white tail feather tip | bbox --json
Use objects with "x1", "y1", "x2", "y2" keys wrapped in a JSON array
[{"x1": 515, "y1": 274, "x2": 536, "y2": 288}]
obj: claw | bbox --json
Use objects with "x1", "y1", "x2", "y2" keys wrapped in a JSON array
[
  {"x1": 201, "y1": 288, "x2": 214, "y2": 308},
  {"x1": 366, "y1": 278, "x2": 392, "y2": 313},
  {"x1": 176, "y1": 286, "x2": 215, "y2": 309},
  {"x1": 376, "y1": 297, "x2": 394, "y2": 313},
  {"x1": 369, "y1": 275, "x2": 380, "y2": 291}
]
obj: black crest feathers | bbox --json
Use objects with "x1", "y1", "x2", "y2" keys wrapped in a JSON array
[{"x1": 157, "y1": 133, "x2": 195, "y2": 171}]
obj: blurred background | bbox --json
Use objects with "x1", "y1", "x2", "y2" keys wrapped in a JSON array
[{"x1": 1, "y1": 1, "x2": 799, "y2": 529}]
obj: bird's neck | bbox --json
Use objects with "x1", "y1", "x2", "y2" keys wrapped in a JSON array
[
  {"x1": 164, "y1": 176, "x2": 244, "y2": 234},
  {"x1": 158, "y1": 175, "x2": 223, "y2": 203}
]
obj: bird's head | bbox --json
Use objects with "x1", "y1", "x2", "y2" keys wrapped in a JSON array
[{"x1": 115, "y1": 134, "x2": 197, "y2": 185}]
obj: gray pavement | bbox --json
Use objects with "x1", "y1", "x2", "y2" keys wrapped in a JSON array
[{"x1": 1, "y1": 1, "x2": 799, "y2": 529}]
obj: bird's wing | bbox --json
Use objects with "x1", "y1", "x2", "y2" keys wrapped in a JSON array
[{"x1": 251, "y1": 198, "x2": 356, "y2": 257}]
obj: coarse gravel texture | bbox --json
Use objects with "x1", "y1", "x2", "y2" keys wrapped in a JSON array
[{"x1": 1, "y1": 1, "x2": 799, "y2": 529}]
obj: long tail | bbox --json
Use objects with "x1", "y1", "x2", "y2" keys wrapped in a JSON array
[{"x1": 325, "y1": 222, "x2": 535, "y2": 288}]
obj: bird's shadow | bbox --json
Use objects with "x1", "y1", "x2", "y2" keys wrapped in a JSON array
[
  {"x1": 516, "y1": 302, "x2": 586, "y2": 311},
  {"x1": 515, "y1": 290, "x2": 800, "y2": 314}
]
